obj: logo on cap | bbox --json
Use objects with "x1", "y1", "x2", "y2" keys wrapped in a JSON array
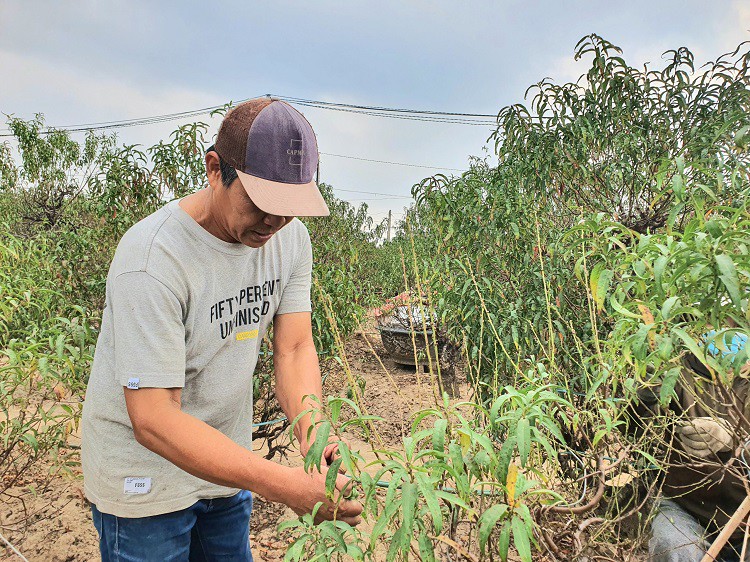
[{"x1": 287, "y1": 139, "x2": 303, "y2": 166}]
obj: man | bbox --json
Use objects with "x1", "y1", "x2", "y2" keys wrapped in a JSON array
[
  {"x1": 634, "y1": 333, "x2": 750, "y2": 562},
  {"x1": 81, "y1": 97, "x2": 363, "y2": 561}
]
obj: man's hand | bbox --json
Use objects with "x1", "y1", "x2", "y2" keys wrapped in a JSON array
[
  {"x1": 323, "y1": 442, "x2": 343, "y2": 470},
  {"x1": 283, "y1": 465, "x2": 363, "y2": 525},
  {"x1": 300, "y1": 438, "x2": 348, "y2": 474},
  {"x1": 676, "y1": 416, "x2": 733, "y2": 458}
]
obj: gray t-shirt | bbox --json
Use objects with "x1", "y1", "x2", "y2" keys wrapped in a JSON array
[{"x1": 81, "y1": 199, "x2": 312, "y2": 518}]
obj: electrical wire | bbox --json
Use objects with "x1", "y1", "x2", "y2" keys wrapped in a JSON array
[
  {"x1": 320, "y1": 152, "x2": 466, "y2": 172},
  {"x1": 331, "y1": 188, "x2": 412, "y2": 199},
  {"x1": 292, "y1": 104, "x2": 495, "y2": 126},
  {"x1": 290, "y1": 103, "x2": 495, "y2": 125},
  {"x1": 0, "y1": 99, "x2": 252, "y2": 137},
  {"x1": 0, "y1": 93, "x2": 499, "y2": 136},
  {"x1": 343, "y1": 197, "x2": 411, "y2": 202},
  {"x1": 272, "y1": 94, "x2": 498, "y2": 119}
]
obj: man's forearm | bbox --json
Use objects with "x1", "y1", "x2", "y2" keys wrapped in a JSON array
[
  {"x1": 125, "y1": 387, "x2": 362, "y2": 524},
  {"x1": 274, "y1": 342, "x2": 323, "y2": 455},
  {"x1": 133, "y1": 400, "x2": 295, "y2": 503}
]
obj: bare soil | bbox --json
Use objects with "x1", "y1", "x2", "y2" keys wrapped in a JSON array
[{"x1": 1, "y1": 316, "x2": 473, "y2": 562}]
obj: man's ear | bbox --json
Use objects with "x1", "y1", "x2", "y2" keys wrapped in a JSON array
[{"x1": 205, "y1": 151, "x2": 223, "y2": 190}]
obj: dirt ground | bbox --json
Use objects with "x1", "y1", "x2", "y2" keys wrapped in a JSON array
[{"x1": 1, "y1": 317, "x2": 478, "y2": 562}]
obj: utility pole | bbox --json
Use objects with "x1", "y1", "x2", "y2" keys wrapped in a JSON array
[{"x1": 387, "y1": 210, "x2": 392, "y2": 243}]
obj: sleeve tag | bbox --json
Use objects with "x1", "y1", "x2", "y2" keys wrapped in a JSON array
[
  {"x1": 126, "y1": 377, "x2": 140, "y2": 390},
  {"x1": 124, "y1": 477, "x2": 152, "y2": 495}
]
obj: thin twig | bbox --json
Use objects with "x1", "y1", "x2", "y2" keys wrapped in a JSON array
[{"x1": 430, "y1": 535, "x2": 480, "y2": 562}]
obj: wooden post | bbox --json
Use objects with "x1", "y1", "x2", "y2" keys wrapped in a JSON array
[{"x1": 387, "y1": 210, "x2": 392, "y2": 243}]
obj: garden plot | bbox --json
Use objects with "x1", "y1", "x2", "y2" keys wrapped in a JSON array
[{"x1": 0, "y1": 315, "x2": 474, "y2": 562}]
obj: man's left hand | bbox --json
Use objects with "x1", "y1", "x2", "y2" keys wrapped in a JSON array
[
  {"x1": 676, "y1": 416, "x2": 733, "y2": 458},
  {"x1": 323, "y1": 442, "x2": 347, "y2": 473}
]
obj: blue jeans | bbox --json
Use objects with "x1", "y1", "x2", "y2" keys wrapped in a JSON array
[{"x1": 91, "y1": 490, "x2": 254, "y2": 561}]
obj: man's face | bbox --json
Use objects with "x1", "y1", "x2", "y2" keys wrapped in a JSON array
[
  {"x1": 220, "y1": 179, "x2": 293, "y2": 248},
  {"x1": 206, "y1": 151, "x2": 293, "y2": 248}
]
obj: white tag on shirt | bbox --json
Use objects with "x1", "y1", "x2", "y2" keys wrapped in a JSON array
[
  {"x1": 124, "y1": 477, "x2": 152, "y2": 495},
  {"x1": 126, "y1": 377, "x2": 140, "y2": 390}
]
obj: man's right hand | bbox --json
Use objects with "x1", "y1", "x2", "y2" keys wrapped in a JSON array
[
  {"x1": 282, "y1": 465, "x2": 363, "y2": 526},
  {"x1": 676, "y1": 416, "x2": 733, "y2": 458}
]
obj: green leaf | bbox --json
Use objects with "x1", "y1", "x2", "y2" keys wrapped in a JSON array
[
  {"x1": 387, "y1": 527, "x2": 405, "y2": 562},
  {"x1": 417, "y1": 534, "x2": 435, "y2": 562},
  {"x1": 671, "y1": 173, "x2": 685, "y2": 201},
  {"x1": 401, "y1": 481, "x2": 418, "y2": 553},
  {"x1": 498, "y1": 523, "x2": 511, "y2": 562},
  {"x1": 22, "y1": 432, "x2": 39, "y2": 451},
  {"x1": 715, "y1": 254, "x2": 741, "y2": 308},
  {"x1": 659, "y1": 366, "x2": 681, "y2": 405},
  {"x1": 449, "y1": 442, "x2": 464, "y2": 474},
  {"x1": 330, "y1": 399, "x2": 343, "y2": 424},
  {"x1": 277, "y1": 518, "x2": 302, "y2": 532},
  {"x1": 667, "y1": 201, "x2": 685, "y2": 230},
  {"x1": 325, "y1": 458, "x2": 342, "y2": 498},
  {"x1": 661, "y1": 296, "x2": 679, "y2": 320},
  {"x1": 434, "y1": 490, "x2": 472, "y2": 511},
  {"x1": 432, "y1": 418, "x2": 447, "y2": 453},
  {"x1": 496, "y1": 435, "x2": 517, "y2": 484},
  {"x1": 385, "y1": 472, "x2": 405, "y2": 508},
  {"x1": 735, "y1": 124, "x2": 750, "y2": 147},
  {"x1": 404, "y1": 435, "x2": 415, "y2": 461},
  {"x1": 589, "y1": 262, "x2": 603, "y2": 304},
  {"x1": 517, "y1": 418, "x2": 531, "y2": 467},
  {"x1": 672, "y1": 327, "x2": 722, "y2": 374},
  {"x1": 346, "y1": 542, "x2": 364, "y2": 560},
  {"x1": 592, "y1": 428, "x2": 607, "y2": 448},
  {"x1": 593, "y1": 268, "x2": 614, "y2": 309},
  {"x1": 338, "y1": 442, "x2": 354, "y2": 474},
  {"x1": 284, "y1": 536, "x2": 309, "y2": 562},
  {"x1": 478, "y1": 503, "x2": 509, "y2": 554},
  {"x1": 319, "y1": 522, "x2": 347, "y2": 550},
  {"x1": 55, "y1": 333, "x2": 65, "y2": 359},
  {"x1": 305, "y1": 421, "x2": 331, "y2": 472},
  {"x1": 371, "y1": 500, "x2": 399, "y2": 549},
  {"x1": 512, "y1": 515, "x2": 532, "y2": 562},
  {"x1": 37, "y1": 356, "x2": 49, "y2": 377},
  {"x1": 654, "y1": 255, "x2": 669, "y2": 298},
  {"x1": 609, "y1": 294, "x2": 641, "y2": 319},
  {"x1": 676, "y1": 155, "x2": 685, "y2": 174},
  {"x1": 416, "y1": 473, "x2": 443, "y2": 534}
]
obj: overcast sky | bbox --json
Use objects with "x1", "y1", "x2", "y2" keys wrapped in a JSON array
[{"x1": 2, "y1": 1, "x2": 749, "y2": 224}]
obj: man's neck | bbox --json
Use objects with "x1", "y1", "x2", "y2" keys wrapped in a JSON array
[{"x1": 178, "y1": 188, "x2": 235, "y2": 243}]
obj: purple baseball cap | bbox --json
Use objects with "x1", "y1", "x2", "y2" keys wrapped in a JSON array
[{"x1": 214, "y1": 97, "x2": 329, "y2": 217}]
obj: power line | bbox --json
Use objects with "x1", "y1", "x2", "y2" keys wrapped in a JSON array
[
  {"x1": 0, "y1": 93, "x2": 499, "y2": 136},
  {"x1": 0, "y1": 99, "x2": 251, "y2": 136},
  {"x1": 275, "y1": 95, "x2": 498, "y2": 118},
  {"x1": 332, "y1": 187, "x2": 412, "y2": 199},
  {"x1": 344, "y1": 197, "x2": 409, "y2": 202},
  {"x1": 289, "y1": 102, "x2": 496, "y2": 126},
  {"x1": 320, "y1": 152, "x2": 465, "y2": 172},
  {"x1": 272, "y1": 94, "x2": 497, "y2": 125}
]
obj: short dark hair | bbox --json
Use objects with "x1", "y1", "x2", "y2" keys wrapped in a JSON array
[{"x1": 207, "y1": 144, "x2": 238, "y2": 187}]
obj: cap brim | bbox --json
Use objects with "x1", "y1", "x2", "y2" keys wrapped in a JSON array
[{"x1": 236, "y1": 170, "x2": 330, "y2": 217}]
